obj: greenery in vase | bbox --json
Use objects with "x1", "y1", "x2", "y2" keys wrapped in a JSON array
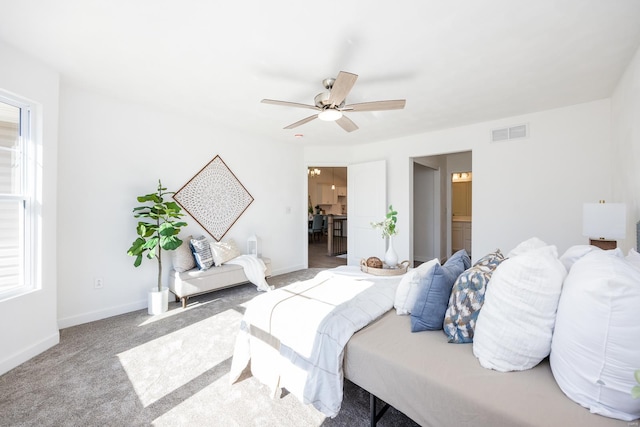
[
  {"x1": 127, "y1": 180, "x2": 187, "y2": 292},
  {"x1": 633, "y1": 369, "x2": 640, "y2": 399},
  {"x1": 371, "y1": 205, "x2": 398, "y2": 238}
]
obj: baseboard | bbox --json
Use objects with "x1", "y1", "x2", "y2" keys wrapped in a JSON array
[
  {"x1": 270, "y1": 264, "x2": 307, "y2": 277},
  {"x1": 0, "y1": 331, "x2": 60, "y2": 376},
  {"x1": 58, "y1": 265, "x2": 311, "y2": 329},
  {"x1": 57, "y1": 299, "x2": 147, "y2": 329}
]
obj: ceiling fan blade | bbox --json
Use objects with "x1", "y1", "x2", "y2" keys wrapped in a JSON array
[
  {"x1": 284, "y1": 114, "x2": 318, "y2": 129},
  {"x1": 328, "y1": 71, "x2": 358, "y2": 107},
  {"x1": 335, "y1": 115, "x2": 358, "y2": 132},
  {"x1": 261, "y1": 99, "x2": 320, "y2": 111},
  {"x1": 343, "y1": 99, "x2": 406, "y2": 112}
]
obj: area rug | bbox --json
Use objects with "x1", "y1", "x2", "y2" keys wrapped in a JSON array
[{"x1": 0, "y1": 268, "x2": 417, "y2": 427}]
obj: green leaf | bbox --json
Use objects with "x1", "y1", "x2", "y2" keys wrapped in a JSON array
[
  {"x1": 137, "y1": 194, "x2": 161, "y2": 203},
  {"x1": 632, "y1": 385, "x2": 640, "y2": 399},
  {"x1": 635, "y1": 369, "x2": 640, "y2": 384},
  {"x1": 133, "y1": 254, "x2": 143, "y2": 267},
  {"x1": 127, "y1": 237, "x2": 146, "y2": 256},
  {"x1": 161, "y1": 235, "x2": 183, "y2": 251},
  {"x1": 143, "y1": 237, "x2": 159, "y2": 249}
]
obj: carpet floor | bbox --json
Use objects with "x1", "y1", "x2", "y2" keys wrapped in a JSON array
[{"x1": 0, "y1": 268, "x2": 418, "y2": 427}]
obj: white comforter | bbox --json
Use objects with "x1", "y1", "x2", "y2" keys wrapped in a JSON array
[{"x1": 229, "y1": 266, "x2": 402, "y2": 417}]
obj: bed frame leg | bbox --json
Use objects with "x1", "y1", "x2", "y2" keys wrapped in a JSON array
[{"x1": 370, "y1": 393, "x2": 390, "y2": 427}]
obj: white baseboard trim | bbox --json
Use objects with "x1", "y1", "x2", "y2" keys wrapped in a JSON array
[
  {"x1": 57, "y1": 299, "x2": 147, "y2": 329},
  {"x1": 270, "y1": 264, "x2": 306, "y2": 277},
  {"x1": 0, "y1": 332, "x2": 60, "y2": 376},
  {"x1": 58, "y1": 265, "x2": 310, "y2": 329}
]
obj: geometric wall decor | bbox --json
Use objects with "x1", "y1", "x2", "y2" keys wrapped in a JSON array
[{"x1": 173, "y1": 155, "x2": 254, "y2": 241}]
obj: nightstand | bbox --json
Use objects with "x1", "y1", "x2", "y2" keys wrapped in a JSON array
[{"x1": 589, "y1": 239, "x2": 617, "y2": 250}]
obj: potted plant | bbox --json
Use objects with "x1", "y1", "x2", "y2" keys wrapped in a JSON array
[{"x1": 127, "y1": 179, "x2": 187, "y2": 315}]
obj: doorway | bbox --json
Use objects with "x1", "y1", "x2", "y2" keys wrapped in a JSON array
[
  {"x1": 412, "y1": 151, "x2": 472, "y2": 263},
  {"x1": 451, "y1": 172, "x2": 472, "y2": 257},
  {"x1": 307, "y1": 166, "x2": 348, "y2": 268}
]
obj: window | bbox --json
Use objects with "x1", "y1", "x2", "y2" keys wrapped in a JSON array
[{"x1": 0, "y1": 93, "x2": 35, "y2": 299}]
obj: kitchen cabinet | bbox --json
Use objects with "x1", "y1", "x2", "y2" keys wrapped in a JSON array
[
  {"x1": 317, "y1": 184, "x2": 337, "y2": 205},
  {"x1": 336, "y1": 186, "x2": 347, "y2": 197}
]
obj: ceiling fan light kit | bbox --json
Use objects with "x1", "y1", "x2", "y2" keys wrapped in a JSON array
[
  {"x1": 318, "y1": 109, "x2": 343, "y2": 121},
  {"x1": 261, "y1": 70, "x2": 406, "y2": 133}
]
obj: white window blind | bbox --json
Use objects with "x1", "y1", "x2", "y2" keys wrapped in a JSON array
[{"x1": 0, "y1": 97, "x2": 32, "y2": 298}]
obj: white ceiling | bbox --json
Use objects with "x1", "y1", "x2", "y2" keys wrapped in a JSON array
[{"x1": 1, "y1": 0, "x2": 640, "y2": 146}]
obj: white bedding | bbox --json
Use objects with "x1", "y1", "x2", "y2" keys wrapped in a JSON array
[{"x1": 229, "y1": 266, "x2": 403, "y2": 417}]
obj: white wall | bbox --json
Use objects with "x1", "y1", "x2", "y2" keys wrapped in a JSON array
[
  {"x1": 0, "y1": 41, "x2": 59, "y2": 375},
  {"x1": 612, "y1": 44, "x2": 640, "y2": 252},
  {"x1": 306, "y1": 99, "x2": 613, "y2": 263},
  {"x1": 56, "y1": 83, "x2": 305, "y2": 328}
]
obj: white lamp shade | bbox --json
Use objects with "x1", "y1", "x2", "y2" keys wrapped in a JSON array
[{"x1": 582, "y1": 203, "x2": 626, "y2": 240}]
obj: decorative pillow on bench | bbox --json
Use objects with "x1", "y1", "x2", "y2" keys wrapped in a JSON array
[
  {"x1": 190, "y1": 235, "x2": 215, "y2": 270},
  {"x1": 172, "y1": 234, "x2": 196, "y2": 272},
  {"x1": 210, "y1": 239, "x2": 241, "y2": 266}
]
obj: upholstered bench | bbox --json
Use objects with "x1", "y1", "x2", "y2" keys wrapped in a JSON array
[{"x1": 169, "y1": 257, "x2": 272, "y2": 308}]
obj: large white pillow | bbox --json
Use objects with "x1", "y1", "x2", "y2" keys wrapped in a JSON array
[
  {"x1": 506, "y1": 236, "x2": 548, "y2": 257},
  {"x1": 558, "y1": 244, "x2": 599, "y2": 272},
  {"x1": 393, "y1": 258, "x2": 439, "y2": 315},
  {"x1": 550, "y1": 250, "x2": 640, "y2": 421},
  {"x1": 559, "y1": 245, "x2": 623, "y2": 272},
  {"x1": 626, "y1": 247, "x2": 640, "y2": 271},
  {"x1": 472, "y1": 244, "x2": 566, "y2": 372}
]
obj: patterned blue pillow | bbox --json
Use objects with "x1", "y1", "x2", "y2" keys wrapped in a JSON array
[
  {"x1": 410, "y1": 250, "x2": 470, "y2": 332},
  {"x1": 443, "y1": 250, "x2": 505, "y2": 343},
  {"x1": 190, "y1": 236, "x2": 214, "y2": 270}
]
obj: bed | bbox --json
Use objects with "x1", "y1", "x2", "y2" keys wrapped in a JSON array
[
  {"x1": 229, "y1": 266, "x2": 403, "y2": 417},
  {"x1": 230, "y1": 246, "x2": 639, "y2": 426}
]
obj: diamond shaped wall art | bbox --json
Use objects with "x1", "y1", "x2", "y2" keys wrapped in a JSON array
[{"x1": 173, "y1": 155, "x2": 254, "y2": 241}]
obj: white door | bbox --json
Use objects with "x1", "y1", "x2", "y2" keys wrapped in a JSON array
[
  {"x1": 347, "y1": 160, "x2": 387, "y2": 266},
  {"x1": 413, "y1": 163, "x2": 440, "y2": 262}
]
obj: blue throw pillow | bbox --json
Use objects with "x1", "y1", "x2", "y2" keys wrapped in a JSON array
[
  {"x1": 190, "y1": 236, "x2": 214, "y2": 270},
  {"x1": 410, "y1": 250, "x2": 470, "y2": 332}
]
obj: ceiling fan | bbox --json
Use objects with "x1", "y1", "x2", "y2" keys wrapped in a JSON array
[{"x1": 261, "y1": 71, "x2": 406, "y2": 133}]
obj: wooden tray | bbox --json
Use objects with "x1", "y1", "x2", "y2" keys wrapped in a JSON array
[{"x1": 360, "y1": 259, "x2": 410, "y2": 276}]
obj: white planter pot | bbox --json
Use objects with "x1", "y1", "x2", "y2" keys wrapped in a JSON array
[{"x1": 148, "y1": 286, "x2": 169, "y2": 315}]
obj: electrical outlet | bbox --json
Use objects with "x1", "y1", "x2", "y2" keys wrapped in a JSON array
[{"x1": 94, "y1": 278, "x2": 104, "y2": 289}]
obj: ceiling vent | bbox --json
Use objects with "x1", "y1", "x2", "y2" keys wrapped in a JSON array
[{"x1": 491, "y1": 124, "x2": 528, "y2": 142}]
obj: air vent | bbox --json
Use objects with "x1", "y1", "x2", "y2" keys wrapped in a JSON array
[{"x1": 491, "y1": 123, "x2": 528, "y2": 142}]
